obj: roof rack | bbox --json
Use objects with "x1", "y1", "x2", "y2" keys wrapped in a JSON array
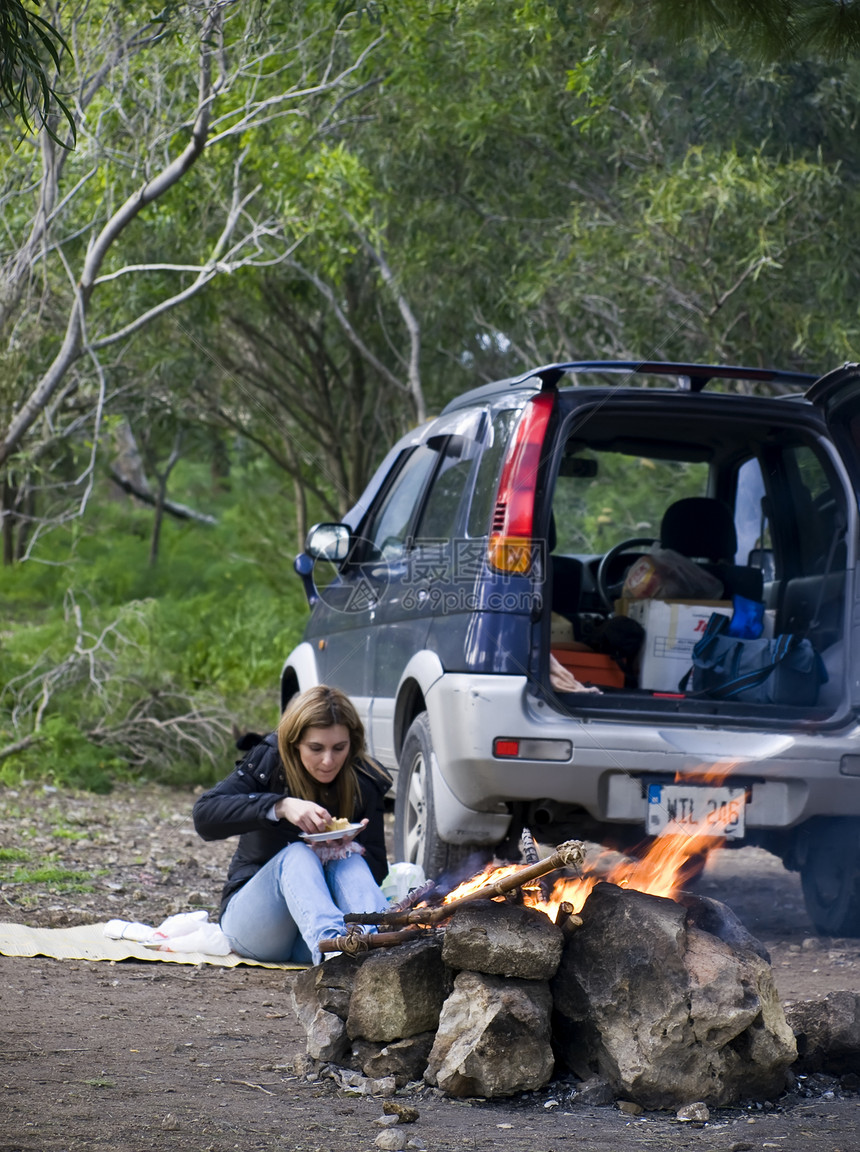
[{"x1": 520, "y1": 360, "x2": 818, "y2": 394}]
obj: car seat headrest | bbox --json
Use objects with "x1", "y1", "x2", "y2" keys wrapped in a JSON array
[{"x1": 660, "y1": 497, "x2": 737, "y2": 562}]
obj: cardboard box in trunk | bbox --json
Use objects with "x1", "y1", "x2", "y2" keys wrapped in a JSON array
[{"x1": 617, "y1": 599, "x2": 732, "y2": 692}]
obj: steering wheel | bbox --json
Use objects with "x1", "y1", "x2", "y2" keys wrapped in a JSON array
[{"x1": 595, "y1": 537, "x2": 658, "y2": 612}]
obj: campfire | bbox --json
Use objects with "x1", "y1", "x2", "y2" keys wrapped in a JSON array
[
  {"x1": 444, "y1": 827, "x2": 725, "y2": 918},
  {"x1": 320, "y1": 758, "x2": 751, "y2": 957},
  {"x1": 319, "y1": 824, "x2": 727, "y2": 956},
  {"x1": 297, "y1": 813, "x2": 797, "y2": 1108}
]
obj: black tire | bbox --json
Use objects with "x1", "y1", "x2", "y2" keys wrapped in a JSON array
[
  {"x1": 394, "y1": 713, "x2": 473, "y2": 881},
  {"x1": 799, "y1": 817, "x2": 860, "y2": 937}
]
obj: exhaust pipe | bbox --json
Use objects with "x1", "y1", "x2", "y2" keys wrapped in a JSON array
[{"x1": 529, "y1": 800, "x2": 558, "y2": 826}]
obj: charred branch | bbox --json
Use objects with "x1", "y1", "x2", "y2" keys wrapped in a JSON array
[
  {"x1": 344, "y1": 840, "x2": 586, "y2": 929},
  {"x1": 318, "y1": 927, "x2": 435, "y2": 955}
]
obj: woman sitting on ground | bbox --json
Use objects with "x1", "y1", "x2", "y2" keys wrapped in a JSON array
[{"x1": 193, "y1": 685, "x2": 390, "y2": 964}]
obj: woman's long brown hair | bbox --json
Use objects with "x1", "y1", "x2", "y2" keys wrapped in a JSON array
[{"x1": 276, "y1": 685, "x2": 367, "y2": 819}]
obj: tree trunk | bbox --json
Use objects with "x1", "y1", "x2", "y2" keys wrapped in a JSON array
[
  {"x1": 149, "y1": 434, "x2": 183, "y2": 568},
  {"x1": 293, "y1": 474, "x2": 308, "y2": 552}
]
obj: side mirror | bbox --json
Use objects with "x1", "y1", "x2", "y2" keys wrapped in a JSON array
[
  {"x1": 305, "y1": 522, "x2": 350, "y2": 563},
  {"x1": 293, "y1": 551, "x2": 319, "y2": 607}
]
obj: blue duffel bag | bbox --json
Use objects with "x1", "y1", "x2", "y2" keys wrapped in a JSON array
[{"x1": 681, "y1": 612, "x2": 826, "y2": 705}]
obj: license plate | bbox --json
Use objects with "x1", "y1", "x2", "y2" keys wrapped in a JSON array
[{"x1": 646, "y1": 784, "x2": 746, "y2": 839}]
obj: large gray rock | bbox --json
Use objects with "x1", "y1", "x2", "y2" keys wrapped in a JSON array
[
  {"x1": 551, "y1": 883, "x2": 796, "y2": 1108},
  {"x1": 425, "y1": 970, "x2": 554, "y2": 1098},
  {"x1": 295, "y1": 1005, "x2": 348, "y2": 1063},
  {"x1": 442, "y1": 899, "x2": 564, "y2": 980},
  {"x1": 678, "y1": 891, "x2": 771, "y2": 963},
  {"x1": 347, "y1": 937, "x2": 449, "y2": 1043},
  {"x1": 291, "y1": 952, "x2": 364, "y2": 1019},
  {"x1": 786, "y1": 991, "x2": 860, "y2": 1074},
  {"x1": 290, "y1": 954, "x2": 368, "y2": 1061}
]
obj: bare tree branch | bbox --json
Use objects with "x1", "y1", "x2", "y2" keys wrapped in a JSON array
[
  {"x1": 285, "y1": 256, "x2": 422, "y2": 416},
  {"x1": 108, "y1": 467, "x2": 217, "y2": 526},
  {"x1": 351, "y1": 222, "x2": 425, "y2": 423},
  {"x1": 2, "y1": 592, "x2": 232, "y2": 770},
  {"x1": 0, "y1": 4, "x2": 387, "y2": 477},
  {"x1": 0, "y1": 2, "x2": 224, "y2": 466}
]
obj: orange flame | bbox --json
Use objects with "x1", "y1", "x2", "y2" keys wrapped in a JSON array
[
  {"x1": 443, "y1": 864, "x2": 524, "y2": 904},
  {"x1": 673, "y1": 758, "x2": 743, "y2": 787},
  {"x1": 441, "y1": 830, "x2": 725, "y2": 920}
]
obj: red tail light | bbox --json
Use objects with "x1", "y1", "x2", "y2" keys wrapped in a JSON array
[{"x1": 487, "y1": 391, "x2": 555, "y2": 574}]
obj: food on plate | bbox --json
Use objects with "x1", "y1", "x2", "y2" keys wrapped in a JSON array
[{"x1": 324, "y1": 817, "x2": 352, "y2": 832}]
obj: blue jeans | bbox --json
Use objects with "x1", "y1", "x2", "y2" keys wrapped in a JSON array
[{"x1": 220, "y1": 842, "x2": 389, "y2": 965}]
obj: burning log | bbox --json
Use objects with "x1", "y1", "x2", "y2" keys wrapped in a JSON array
[
  {"x1": 345, "y1": 839, "x2": 586, "y2": 930},
  {"x1": 519, "y1": 826, "x2": 541, "y2": 865},
  {"x1": 389, "y1": 879, "x2": 438, "y2": 913},
  {"x1": 554, "y1": 900, "x2": 573, "y2": 923},
  {"x1": 344, "y1": 880, "x2": 438, "y2": 927},
  {"x1": 554, "y1": 899, "x2": 583, "y2": 938}
]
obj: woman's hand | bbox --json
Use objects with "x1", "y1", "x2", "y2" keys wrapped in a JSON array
[{"x1": 275, "y1": 796, "x2": 331, "y2": 833}]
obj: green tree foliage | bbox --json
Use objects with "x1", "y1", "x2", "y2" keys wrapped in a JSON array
[
  {"x1": 545, "y1": 40, "x2": 860, "y2": 367},
  {"x1": 328, "y1": 2, "x2": 860, "y2": 380},
  {"x1": 619, "y1": 0, "x2": 860, "y2": 61},
  {"x1": 211, "y1": 266, "x2": 414, "y2": 531},
  {"x1": 0, "y1": 463, "x2": 309, "y2": 786},
  {"x1": 0, "y1": 0, "x2": 74, "y2": 141}
]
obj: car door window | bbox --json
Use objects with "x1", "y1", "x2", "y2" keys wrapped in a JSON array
[
  {"x1": 784, "y1": 444, "x2": 844, "y2": 575},
  {"x1": 552, "y1": 448, "x2": 709, "y2": 555},
  {"x1": 361, "y1": 444, "x2": 440, "y2": 562},
  {"x1": 414, "y1": 437, "x2": 475, "y2": 543}
]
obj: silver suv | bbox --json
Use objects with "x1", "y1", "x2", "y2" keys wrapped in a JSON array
[{"x1": 283, "y1": 360, "x2": 860, "y2": 936}]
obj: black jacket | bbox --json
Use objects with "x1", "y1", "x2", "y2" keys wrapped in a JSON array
[{"x1": 192, "y1": 734, "x2": 391, "y2": 918}]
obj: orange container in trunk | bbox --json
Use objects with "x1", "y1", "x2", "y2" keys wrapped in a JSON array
[{"x1": 551, "y1": 644, "x2": 625, "y2": 689}]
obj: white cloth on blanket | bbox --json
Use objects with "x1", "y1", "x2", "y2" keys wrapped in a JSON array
[
  {"x1": 104, "y1": 910, "x2": 232, "y2": 955},
  {"x1": 103, "y1": 919, "x2": 153, "y2": 942}
]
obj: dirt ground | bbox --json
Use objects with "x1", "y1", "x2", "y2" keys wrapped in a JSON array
[{"x1": 1, "y1": 782, "x2": 859, "y2": 1152}]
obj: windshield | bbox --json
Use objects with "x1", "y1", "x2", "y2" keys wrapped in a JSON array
[{"x1": 552, "y1": 449, "x2": 709, "y2": 555}]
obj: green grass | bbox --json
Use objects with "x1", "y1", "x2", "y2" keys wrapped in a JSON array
[
  {"x1": 5, "y1": 865, "x2": 105, "y2": 893},
  {"x1": 0, "y1": 847, "x2": 29, "y2": 862},
  {"x1": 52, "y1": 827, "x2": 93, "y2": 841}
]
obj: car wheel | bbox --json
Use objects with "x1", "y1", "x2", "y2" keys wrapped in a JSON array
[
  {"x1": 799, "y1": 817, "x2": 860, "y2": 937},
  {"x1": 394, "y1": 713, "x2": 472, "y2": 881}
]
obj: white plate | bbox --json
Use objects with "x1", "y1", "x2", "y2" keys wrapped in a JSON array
[{"x1": 300, "y1": 822, "x2": 364, "y2": 843}]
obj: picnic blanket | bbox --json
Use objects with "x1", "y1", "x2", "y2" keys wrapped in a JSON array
[{"x1": 0, "y1": 918, "x2": 301, "y2": 968}]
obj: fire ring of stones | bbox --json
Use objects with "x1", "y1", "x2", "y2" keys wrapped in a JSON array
[{"x1": 291, "y1": 879, "x2": 799, "y2": 1108}]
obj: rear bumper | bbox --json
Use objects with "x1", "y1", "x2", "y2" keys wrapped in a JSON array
[{"x1": 425, "y1": 673, "x2": 860, "y2": 829}]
